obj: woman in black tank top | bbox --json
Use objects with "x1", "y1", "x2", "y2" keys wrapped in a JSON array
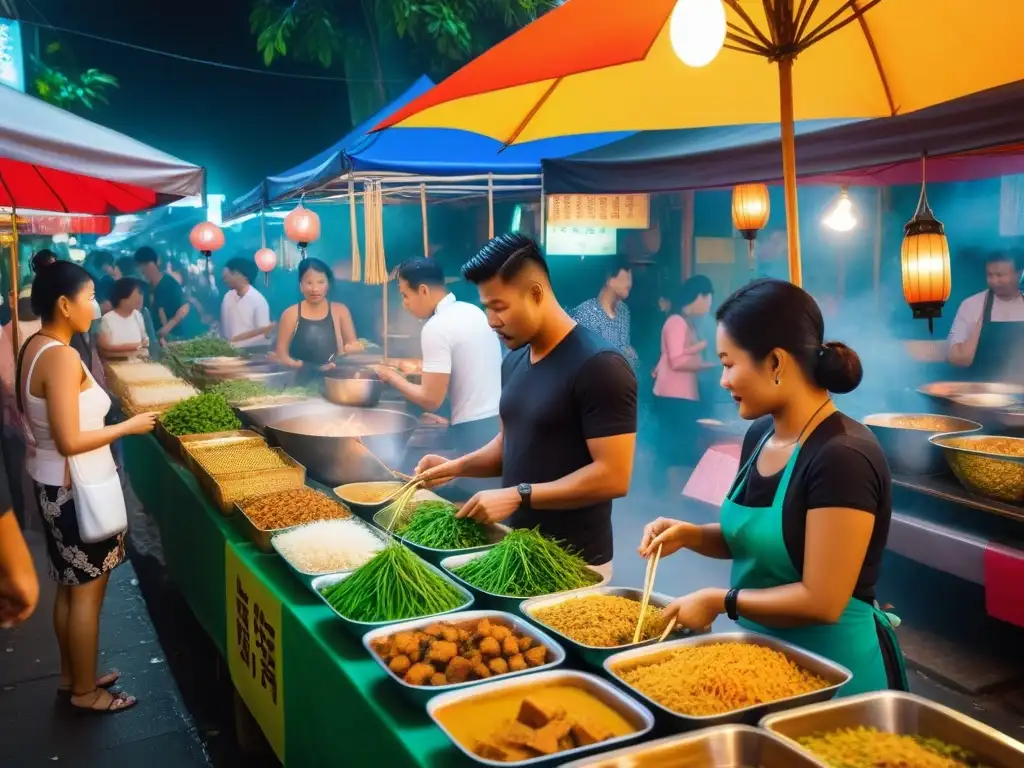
[{"x1": 275, "y1": 258, "x2": 360, "y2": 381}]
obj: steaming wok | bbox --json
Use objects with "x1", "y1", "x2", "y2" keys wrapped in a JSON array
[{"x1": 862, "y1": 413, "x2": 982, "y2": 475}]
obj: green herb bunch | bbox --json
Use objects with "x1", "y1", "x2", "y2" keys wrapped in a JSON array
[
  {"x1": 396, "y1": 500, "x2": 488, "y2": 550},
  {"x1": 320, "y1": 544, "x2": 465, "y2": 622},
  {"x1": 159, "y1": 392, "x2": 241, "y2": 436},
  {"x1": 207, "y1": 379, "x2": 312, "y2": 405},
  {"x1": 452, "y1": 528, "x2": 600, "y2": 598},
  {"x1": 168, "y1": 336, "x2": 241, "y2": 359}
]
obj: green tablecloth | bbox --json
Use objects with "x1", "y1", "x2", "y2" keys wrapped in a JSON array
[{"x1": 124, "y1": 434, "x2": 470, "y2": 766}]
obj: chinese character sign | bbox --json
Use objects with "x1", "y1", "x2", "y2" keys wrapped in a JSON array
[
  {"x1": 226, "y1": 543, "x2": 284, "y2": 760},
  {"x1": 547, "y1": 194, "x2": 650, "y2": 229},
  {"x1": 0, "y1": 18, "x2": 25, "y2": 93}
]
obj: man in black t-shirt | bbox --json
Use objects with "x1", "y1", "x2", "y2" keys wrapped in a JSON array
[
  {"x1": 134, "y1": 246, "x2": 199, "y2": 342},
  {"x1": 415, "y1": 234, "x2": 638, "y2": 571}
]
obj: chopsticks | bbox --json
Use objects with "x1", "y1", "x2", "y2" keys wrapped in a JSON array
[
  {"x1": 380, "y1": 477, "x2": 423, "y2": 534},
  {"x1": 632, "y1": 543, "x2": 662, "y2": 644},
  {"x1": 657, "y1": 616, "x2": 677, "y2": 643}
]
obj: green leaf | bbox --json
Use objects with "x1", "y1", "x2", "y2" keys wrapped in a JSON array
[
  {"x1": 45, "y1": 41, "x2": 61, "y2": 54},
  {"x1": 263, "y1": 45, "x2": 276, "y2": 66}
]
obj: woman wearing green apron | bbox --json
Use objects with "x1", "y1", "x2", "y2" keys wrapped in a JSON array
[{"x1": 640, "y1": 279, "x2": 908, "y2": 697}]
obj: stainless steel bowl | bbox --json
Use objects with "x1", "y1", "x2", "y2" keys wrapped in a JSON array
[
  {"x1": 560, "y1": 724, "x2": 826, "y2": 768},
  {"x1": 322, "y1": 372, "x2": 383, "y2": 408},
  {"x1": 929, "y1": 433, "x2": 1024, "y2": 504},
  {"x1": 427, "y1": 669, "x2": 655, "y2": 767},
  {"x1": 373, "y1": 505, "x2": 509, "y2": 566},
  {"x1": 862, "y1": 413, "x2": 982, "y2": 475},
  {"x1": 761, "y1": 691, "x2": 1024, "y2": 768},
  {"x1": 603, "y1": 632, "x2": 852, "y2": 730}
]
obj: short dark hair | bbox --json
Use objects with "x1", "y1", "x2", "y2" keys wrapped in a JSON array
[
  {"x1": 716, "y1": 278, "x2": 862, "y2": 394},
  {"x1": 298, "y1": 257, "x2": 333, "y2": 285},
  {"x1": 134, "y1": 246, "x2": 160, "y2": 266},
  {"x1": 673, "y1": 274, "x2": 714, "y2": 310},
  {"x1": 111, "y1": 277, "x2": 143, "y2": 307},
  {"x1": 397, "y1": 258, "x2": 445, "y2": 289},
  {"x1": 91, "y1": 250, "x2": 114, "y2": 269},
  {"x1": 462, "y1": 233, "x2": 549, "y2": 284},
  {"x1": 987, "y1": 249, "x2": 1022, "y2": 269},
  {"x1": 225, "y1": 257, "x2": 258, "y2": 285},
  {"x1": 116, "y1": 256, "x2": 139, "y2": 278},
  {"x1": 604, "y1": 257, "x2": 632, "y2": 282}
]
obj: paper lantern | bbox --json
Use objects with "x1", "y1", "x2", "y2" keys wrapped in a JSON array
[
  {"x1": 284, "y1": 204, "x2": 321, "y2": 247},
  {"x1": 189, "y1": 221, "x2": 225, "y2": 254},
  {"x1": 732, "y1": 184, "x2": 770, "y2": 239},
  {"x1": 254, "y1": 247, "x2": 277, "y2": 287},
  {"x1": 901, "y1": 187, "x2": 951, "y2": 334}
]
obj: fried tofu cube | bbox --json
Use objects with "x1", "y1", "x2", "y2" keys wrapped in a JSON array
[
  {"x1": 457, "y1": 628, "x2": 471, "y2": 644},
  {"x1": 488, "y1": 657, "x2": 509, "y2": 676},
  {"x1": 478, "y1": 636, "x2": 501, "y2": 658},
  {"x1": 429, "y1": 672, "x2": 448, "y2": 686},
  {"x1": 424, "y1": 623, "x2": 444, "y2": 638},
  {"x1": 472, "y1": 662, "x2": 492, "y2": 679},
  {"x1": 493, "y1": 720, "x2": 537, "y2": 749},
  {"x1": 517, "y1": 697, "x2": 565, "y2": 729},
  {"x1": 392, "y1": 632, "x2": 418, "y2": 657},
  {"x1": 508, "y1": 654, "x2": 528, "y2": 672},
  {"x1": 408, "y1": 649, "x2": 422, "y2": 663},
  {"x1": 445, "y1": 655, "x2": 474, "y2": 684},
  {"x1": 466, "y1": 651, "x2": 482, "y2": 664},
  {"x1": 571, "y1": 717, "x2": 613, "y2": 746},
  {"x1": 372, "y1": 638, "x2": 393, "y2": 659},
  {"x1": 427, "y1": 640, "x2": 459, "y2": 665},
  {"x1": 388, "y1": 654, "x2": 411, "y2": 676},
  {"x1": 474, "y1": 739, "x2": 512, "y2": 762},
  {"x1": 501, "y1": 636, "x2": 520, "y2": 657},
  {"x1": 490, "y1": 624, "x2": 512, "y2": 642},
  {"x1": 440, "y1": 625, "x2": 459, "y2": 643},
  {"x1": 531, "y1": 719, "x2": 573, "y2": 755},
  {"x1": 523, "y1": 645, "x2": 548, "y2": 667},
  {"x1": 403, "y1": 662, "x2": 435, "y2": 686},
  {"x1": 518, "y1": 636, "x2": 533, "y2": 652},
  {"x1": 475, "y1": 619, "x2": 492, "y2": 638}
]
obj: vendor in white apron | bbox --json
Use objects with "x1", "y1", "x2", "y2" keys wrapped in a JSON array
[
  {"x1": 947, "y1": 250, "x2": 1024, "y2": 382},
  {"x1": 640, "y1": 279, "x2": 908, "y2": 697}
]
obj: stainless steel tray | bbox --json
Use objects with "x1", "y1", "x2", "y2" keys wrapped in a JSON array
[
  {"x1": 362, "y1": 610, "x2": 567, "y2": 706},
  {"x1": 233, "y1": 485, "x2": 349, "y2": 553},
  {"x1": 426, "y1": 669, "x2": 655, "y2": 767},
  {"x1": 761, "y1": 690, "x2": 1024, "y2": 768},
  {"x1": 180, "y1": 430, "x2": 267, "y2": 475},
  {"x1": 441, "y1": 550, "x2": 610, "y2": 614},
  {"x1": 603, "y1": 632, "x2": 851, "y2": 730},
  {"x1": 520, "y1": 587, "x2": 691, "y2": 669},
  {"x1": 270, "y1": 516, "x2": 388, "y2": 590},
  {"x1": 372, "y1": 505, "x2": 508, "y2": 566},
  {"x1": 311, "y1": 559, "x2": 474, "y2": 638},
  {"x1": 560, "y1": 724, "x2": 825, "y2": 767}
]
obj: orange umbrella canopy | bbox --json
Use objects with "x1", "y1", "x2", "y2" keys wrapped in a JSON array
[{"x1": 376, "y1": 0, "x2": 1024, "y2": 285}]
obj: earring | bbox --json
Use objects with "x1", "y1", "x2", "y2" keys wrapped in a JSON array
[{"x1": 774, "y1": 376, "x2": 781, "y2": 386}]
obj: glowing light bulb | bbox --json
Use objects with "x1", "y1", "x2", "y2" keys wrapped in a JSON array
[
  {"x1": 824, "y1": 188, "x2": 857, "y2": 232},
  {"x1": 670, "y1": 0, "x2": 727, "y2": 68}
]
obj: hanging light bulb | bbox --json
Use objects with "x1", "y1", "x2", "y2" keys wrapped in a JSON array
[
  {"x1": 901, "y1": 155, "x2": 951, "y2": 334},
  {"x1": 824, "y1": 186, "x2": 858, "y2": 232},
  {"x1": 670, "y1": 0, "x2": 727, "y2": 68}
]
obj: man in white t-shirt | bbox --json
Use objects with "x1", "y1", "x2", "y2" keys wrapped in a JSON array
[
  {"x1": 947, "y1": 250, "x2": 1024, "y2": 380},
  {"x1": 220, "y1": 257, "x2": 274, "y2": 349},
  {"x1": 378, "y1": 258, "x2": 502, "y2": 460}
]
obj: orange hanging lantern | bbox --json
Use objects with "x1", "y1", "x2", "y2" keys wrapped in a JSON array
[
  {"x1": 284, "y1": 203, "x2": 321, "y2": 252},
  {"x1": 254, "y1": 247, "x2": 277, "y2": 287},
  {"x1": 189, "y1": 221, "x2": 225, "y2": 271},
  {"x1": 901, "y1": 156, "x2": 951, "y2": 334},
  {"x1": 732, "y1": 183, "x2": 770, "y2": 270}
]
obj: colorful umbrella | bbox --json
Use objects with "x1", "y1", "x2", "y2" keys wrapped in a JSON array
[{"x1": 376, "y1": 0, "x2": 1024, "y2": 285}]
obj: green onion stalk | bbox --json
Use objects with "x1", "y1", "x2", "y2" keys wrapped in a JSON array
[
  {"x1": 396, "y1": 501, "x2": 488, "y2": 550},
  {"x1": 452, "y1": 528, "x2": 600, "y2": 598}
]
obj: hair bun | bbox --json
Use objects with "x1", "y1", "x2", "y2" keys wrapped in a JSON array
[
  {"x1": 31, "y1": 250, "x2": 58, "y2": 274},
  {"x1": 814, "y1": 341, "x2": 863, "y2": 394}
]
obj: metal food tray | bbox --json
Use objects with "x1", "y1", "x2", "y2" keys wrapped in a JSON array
[
  {"x1": 180, "y1": 430, "x2": 267, "y2": 474},
  {"x1": 310, "y1": 560, "x2": 474, "y2": 638},
  {"x1": 603, "y1": 632, "x2": 851, "y2": 730},
  {"x1": 520, "y1": 587, "x2": 692, "y2": 669},
  {"x1": 332, "y1": 480, "x2": 412, "y2": 519},
  {"x1": 362, "y1": 610, "x2": 567, "y2": 706},
  {"x1": 761, "y1": 690, "x2": 1024, "y2": 768},
  {"x1": 426, "y1": 669, "x2": 655, "y2": 768},
  {"x1": 269, "y1": 515, "x2": 387, "y2": 586},
  {"x1": 560, "y1": 724, "x2": 825, "y2": 768},
  {"x1": 372, "y1": 504, "x2": 509, "y2": 566},
  {"x1": 206, "y1": 449, "x2": 306, "y2": 515},
  {"x1": 234, "y1": 486, "x2": 349, "y2": 553},
  {"x1": 440, "y1": 551, "x2": 610, "y2": 614}
]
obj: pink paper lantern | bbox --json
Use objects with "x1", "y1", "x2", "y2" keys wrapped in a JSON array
[
  {"x1": 189, "y1": 221, "x2": 225, "y2": 254},
  {"x1": 254, "y1": 247, "x2": 277, "y2": 272},
  {"x1": 284, "y1": 204, "x2": 320, "y2": 246}
]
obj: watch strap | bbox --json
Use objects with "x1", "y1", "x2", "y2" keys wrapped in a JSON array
[{"x1": 725, "y1": 588, "x2": 741, "y2": 621}]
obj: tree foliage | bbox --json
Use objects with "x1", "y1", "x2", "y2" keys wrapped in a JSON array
[{"x1": 30, "y1": 42, "x2": 119, "y2": 112}]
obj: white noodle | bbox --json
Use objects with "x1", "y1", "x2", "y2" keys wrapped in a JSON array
[
  {"x1": 126, "y1": 383, "x2": 199, "y2": 406},
  {"x1": 273, "y1": 520, "x2": 385, "y2": 574},
  {"x1": 108, "y1": 363, "x2": 177, "y2": 384}
]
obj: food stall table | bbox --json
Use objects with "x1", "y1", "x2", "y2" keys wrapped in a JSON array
[{"x1": 123, "y1": 433, "x2": 474, "y2": 766}]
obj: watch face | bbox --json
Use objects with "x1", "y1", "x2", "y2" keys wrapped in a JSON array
[{"x1": 518, "y1": 483, "x2": 531, "y2": 496}]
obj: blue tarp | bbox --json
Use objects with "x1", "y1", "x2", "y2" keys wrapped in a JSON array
[{"x1": 226, "y1": 76, "x2": 631, "y2": 220}]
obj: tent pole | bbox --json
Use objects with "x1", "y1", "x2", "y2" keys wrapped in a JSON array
[
  {"x1": 487, "y1": 174, "x2": 494, "y2": 239},
  {"x1": 539, "y1": 174, "x2": 547, "y2": 245},
  {"x1": 8, "y1": 211, "x2": 19, "y2": 354},
  {"x1": 420, "y1": 183, "x2": 429, "y2": 258},
  {"x1": 873, "y1": 187, "x2": 883, "y2": 308},
  {"x1": 777, "y1": 58, "x2": 803, "y2": 287}
]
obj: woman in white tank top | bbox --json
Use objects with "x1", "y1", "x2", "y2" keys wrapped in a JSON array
[{"x1": 17, "y1": 254, "x2": 157, "y2": 714}]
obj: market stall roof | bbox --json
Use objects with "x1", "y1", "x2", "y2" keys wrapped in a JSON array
[
  {"x1": 225, "y1": 75, "x2": 631, "y2": 221},
  {"x1": 0, "y1": 86, "x2": 204, "y2": 214},
  {"x1": 543, "y1": 81, "x2": 1024, "y2": 194}
]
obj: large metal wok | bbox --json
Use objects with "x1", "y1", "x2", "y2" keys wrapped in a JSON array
[
  {"x1": 242, "y1": 400, "x2": 418, "y2": 486},
  {"x1": 919, "y1": 381, "x2": 1024, "y2": 432}
]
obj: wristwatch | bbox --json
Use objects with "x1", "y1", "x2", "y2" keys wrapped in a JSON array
[
  {"x1": 725, "y1": 588, "x2": 741, "y2": 621},
  {"x1": 517, "y1": 483, "x2": 532, "y2": 509}
]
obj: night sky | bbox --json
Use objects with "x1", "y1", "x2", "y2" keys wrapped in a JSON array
[{"x1": 23, "y1": 0, "x2": 359, "y2": 197}]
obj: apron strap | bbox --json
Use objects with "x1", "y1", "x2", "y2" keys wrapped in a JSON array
[{"x1": 725, "y1": 428, "x2": 774, "y2": 501}]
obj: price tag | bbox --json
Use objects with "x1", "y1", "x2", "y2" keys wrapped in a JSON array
[{"x1": 226, "y1": 543, "x2": 284, "y2": 760}]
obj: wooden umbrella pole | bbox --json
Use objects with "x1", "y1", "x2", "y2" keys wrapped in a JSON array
[
  {"x1": 8, "y1": 211, "x2": 20, "y2": 354},
  {"x1": 420, "y1": 183, "x2": 429, "y2": 258},
  {"x1": 487, "y1": 173, "x2": 495, "y2": 239},
  {"x1": 777, "y1": 57, "x2": 803, "y2": 287}
]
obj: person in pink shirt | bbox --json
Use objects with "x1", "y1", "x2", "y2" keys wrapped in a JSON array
[{"x1": 653, "y1": 275, "x2": 716, "y2": 471}]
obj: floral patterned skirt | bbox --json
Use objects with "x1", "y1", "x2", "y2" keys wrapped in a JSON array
[{"x1": 34, "y1": 482, "x2": 125, "y2": 586}]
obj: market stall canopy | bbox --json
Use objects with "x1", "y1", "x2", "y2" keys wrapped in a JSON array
[
  {"x1": 225, "y1": 75, "x2": 631, "y2": 221},
  {"x1": 544, "y1": 80, "x2": 1024, "y2": 194},
  {"x1": 0, "y1": 86, "x2": 204, "y2": 214}
]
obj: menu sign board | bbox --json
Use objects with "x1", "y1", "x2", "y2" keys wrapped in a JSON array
[
  {"x1": 0, "y1": 18, "x2": 25, "y2": 93},
  {"x1": 547, "y1": 194, "x2": 650, "y2": 229}
]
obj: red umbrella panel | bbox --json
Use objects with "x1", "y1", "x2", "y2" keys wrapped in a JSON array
[{"x1": 0, "y1": 157, "x2": 162, "y2": 215}]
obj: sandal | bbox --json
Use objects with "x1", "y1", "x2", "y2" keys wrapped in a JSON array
[
  {"x1": 57, "y1": 670, "x2": 120, "y2": 696},
  {"x1": 69, "y1": 688, "x2": 137, "y2": 714}
]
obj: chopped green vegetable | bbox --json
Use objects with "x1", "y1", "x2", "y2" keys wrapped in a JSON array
[
  {"x1": 395, "y1": 500, "x2": 488, "y2": 550},
  {"x1": 168, "y1": 336, "x2": 241, "y2": 359},
  {"x1": 451, "y1": 528, "x2": 600, "y2": 598},
  {"x1": 207, "y1": 379, "x2": 313, "y2": 405},
  {"x1": 159, "y1": 392, "x2": 241, "y2": 436},
  {"x1": 319, "y1": 544, "x2": 466, "y2": 622}
]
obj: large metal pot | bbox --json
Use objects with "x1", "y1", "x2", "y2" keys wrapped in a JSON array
[
  {"x1": 322, "y1": 369, "x2": 382, "y2": 408},
  {"x1": 244, "y1": 400, "x2": 417, "y2": 486},
  {"x1": 863, "y1": 413, "x2": 982, "y2": 475}
]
